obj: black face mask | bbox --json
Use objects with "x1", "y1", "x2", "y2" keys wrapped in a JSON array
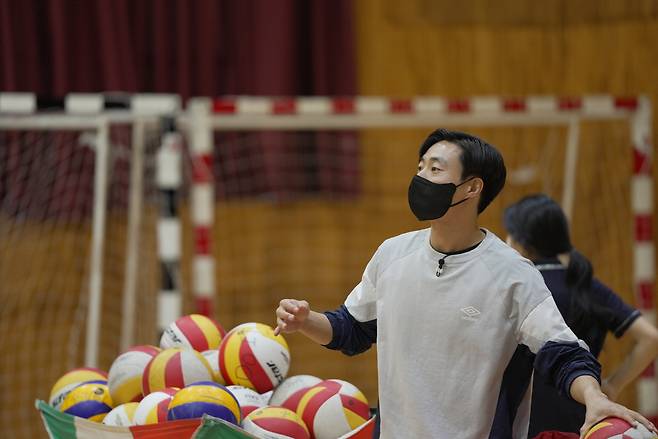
[{"x1": 408, "y1": 175, "x2": 473, "y2": 221}]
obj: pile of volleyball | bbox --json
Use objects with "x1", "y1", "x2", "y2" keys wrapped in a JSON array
[{"x1": 48, "y1": 314, "x2": 371, "y2": 439}]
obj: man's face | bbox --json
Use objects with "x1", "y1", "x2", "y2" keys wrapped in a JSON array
[{"x1": 417, "y1": 141, "x2": 464, "y2": 185}]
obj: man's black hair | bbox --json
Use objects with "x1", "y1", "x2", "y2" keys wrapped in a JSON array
[{"x1": 419, "y1": 128, "x2": 506, "y2": 213}]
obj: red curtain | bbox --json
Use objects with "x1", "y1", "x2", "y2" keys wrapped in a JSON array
[
  {"x1": 0, "y1": 0, "x2": 358, "y2": 212},
  {"x1": 0, "y1": 0, "x2": 355, "y2": 97}
]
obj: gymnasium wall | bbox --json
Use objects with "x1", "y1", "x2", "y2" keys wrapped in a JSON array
[{"x1": 2, "y1": 2, "x2": 658, "y2": 437}]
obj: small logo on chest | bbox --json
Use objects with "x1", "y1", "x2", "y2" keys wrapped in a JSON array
[{"x1": 460, "y1": 306, "x2": 481, "y2": 321}]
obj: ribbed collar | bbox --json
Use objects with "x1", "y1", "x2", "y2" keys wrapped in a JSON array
[{"x1": 423, "y1": 228, "x2": 492, "y2": 264}]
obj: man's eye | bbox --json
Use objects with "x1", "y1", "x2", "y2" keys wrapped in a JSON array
[{"x1": 432, "y1": 167, "x2": 440, "y2": 172}]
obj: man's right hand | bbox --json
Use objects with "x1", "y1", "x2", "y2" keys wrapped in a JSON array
[{"x1": 274, "y1": 299, "x2": 311, "y2": 335}]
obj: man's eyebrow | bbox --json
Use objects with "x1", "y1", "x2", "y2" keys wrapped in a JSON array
[{"x1": 420, "y1": 156, "x2": 448, "y2": 166}]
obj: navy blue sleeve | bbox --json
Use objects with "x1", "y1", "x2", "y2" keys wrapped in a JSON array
[
  {"x1": 323, "y1": 305, "x2": 377, "y2": 356},
  {"x1": 534, "y1": 341, "x2": 601, "y2": 400},
  {"x1": 591, "y1": 279, "x2": 641, "y2": 337}
]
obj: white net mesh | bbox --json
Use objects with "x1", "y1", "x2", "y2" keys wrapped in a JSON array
[
  {"x1": 0, "y1": 115, "x2": 641, "y2": 438},
  {"x1": 0, "y1": 121, "x2": 162, "y2": 438}
]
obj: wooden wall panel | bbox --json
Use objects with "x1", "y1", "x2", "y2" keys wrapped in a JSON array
[
  {"x1": 3, "y1": 4, "x2": 658, "y2": 437},
  {"x1": 355, "y1": 0, "x2": 658, "y2": 410}
]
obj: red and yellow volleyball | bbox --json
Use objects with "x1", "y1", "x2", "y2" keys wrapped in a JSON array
[
  {"x1": 219, "y1": 322, "x2": 290, "y2": 393},
  {"x1": 297, "y1": 379, "x2": 370, "y2": 439},
  {"x1": 60, "y1": 382, "x2": 113, "y2": 422},
  {"x1": 108, "y1": 345, "x2": 160, "y2": 405},
  {"x1": 133, "y1": 388, "x2": 177, "y2": 425},
  {"x1": 243, "y1": 406, "x2": 310, "y2": 439},
  {"x1": 271, "y1": 374, "x2": 323, "y2": 411},
  {"x1": 160, "y1": 314, "x2": 226, "y2": 351},
  {"x1": 167, "y1": 381, "x2": 241, "y2": 424},
  {"x1": 142, "y1": 348, "x2": 214, "y2": 394},
  {"x1": 49, "y1": 367, "x2": 108, "y2": 410},
  {"x1": 584, "y1": 417, "x2": 657, "y2": 439},
  {"x1": 102, "y1": 402, "x2": 139, "y2": 426}
]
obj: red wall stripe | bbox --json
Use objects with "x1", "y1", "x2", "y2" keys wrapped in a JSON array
[
  {"x1": 192, "y1": 154, "x2": 213, "y2": 183},
  {"x1": 637, "y1": 282, "x2": 655, "y2": 309},
  {"x1": 390, "y1": 99, "x2": 413, "y2": 113},
  {"x1": 633, "y1": 148, "x2": 651, "y2": 175},
  {"x1": 558, "y1": 98, "x2": 582, "y2": 111},
  {"x1": 447, "y1": 99, "x2": 469, "y2": 113},
  {"x1": 272, "y1": 99, "x2": 296, "y2": 114},
  {"x1": 195, "y1": 226, "x2": 211, "y2": 255},
  {"x1": 196, "y1": 297, "x2": 211, "y2": 317},
  {"x1": 614, "y1": 96, "x2": 638, "y2": 110},
  {"x1": 635, "y1": 215, "x2": 653, "y2": 242},
  {"x1": 332, "y1": 98, "x2": 355, "y2": 114},
  {"x1": 213, "y1": 99, "x2": 236, "y2": 114},
  {"x1": 503, "y1": 99, "x2": 526, "y2": 112}
]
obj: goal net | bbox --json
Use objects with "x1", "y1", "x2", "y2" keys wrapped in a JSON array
[
  {"x1": 0, "y1": 94, "x2": 654, "y2": 439},
  {"x1": 0, "y1": 112, "x2": 164, "y2": 438},
  {"x1": 190, "y1": 95, "x2": 655, "y2": 424}
]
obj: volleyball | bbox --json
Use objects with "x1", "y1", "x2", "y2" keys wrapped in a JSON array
[
  {"x1": 243, "y1": 406, "x2": 310, "y2": 439},
  {"x1": 201, "y1": 349, "x2": 225, "y2": 384},
  {"x1": 167, "y1": 381, "x2": 241, "y2": 425},
  {"x1": 142, "y1": 348, "x2": 214, "y2": 394},
  {"x1": 60, "y1": 382, "x2": 113, "y2": 422},
  {"x1": 49, "y1": 367, "x2": 108, "y2": 410},
  {"x1": 102, "y1": 402, "x2": 139, "y2": 426},
  {"x1": 219, "y1": 322, "x2": 290, "y2": 393},
  {"x1": 270, "y1": 374, "x2": 323, "y2": 410},
  {"x1": 108, "y1": 345, "x2": 160, "y2": 405},
  {"x1": 227, "y1": 385, "x2": 267, "y2": 418},
  {"x1": 133, "y1": 388, "x2": 177, "y2": 425},
  {"x1": 297, "y1": 379, "x2": 370, "y2": 439},
  {"x1": 584, "y1": 417, "x2": 657, "y2": 439},
  {"x1": 160, "y1": 314, "x2": 226, "y2": 351}
]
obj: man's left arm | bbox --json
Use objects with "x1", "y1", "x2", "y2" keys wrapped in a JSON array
[{"x1": 518, "y1": 295, "x2": 657, "y2": 437}]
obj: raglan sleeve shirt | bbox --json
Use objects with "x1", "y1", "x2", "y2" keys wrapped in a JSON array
[{"x1": 512, "y1": 262, "x2": 601, "y2": 398}]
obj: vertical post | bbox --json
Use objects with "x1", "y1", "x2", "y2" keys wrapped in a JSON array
[
  {"x1": 562, "y1": 117, "x2": 580, "y2": 222},
  {"x1": 188, "y1": 98, "x2": 215, "y2": 316},
  {"x1": 630, "y1": 95, "x2": 657, "y2": 424},
  {"x1": 85, "y1": 117, "x2": 110, "y2": 367},
  {"x1": 156, "y1": 117, "x2": 183, "y2": 335},
  {"x1": 120, "y1": 118, "x2": 145, "y2": 351}
]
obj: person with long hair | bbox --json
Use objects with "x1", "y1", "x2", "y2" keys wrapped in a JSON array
[{"x1": 504, "y1": 194, "x2": 658, "y2": 438}]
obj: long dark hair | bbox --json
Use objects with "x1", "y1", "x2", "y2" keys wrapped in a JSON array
[{"x1": 503, "y1": 194, "x2": 611, "y2": 336}]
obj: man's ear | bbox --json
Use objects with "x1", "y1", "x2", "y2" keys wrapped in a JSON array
[{"x1": 467, "y1": 177, "x2": 484, "y2": 197}]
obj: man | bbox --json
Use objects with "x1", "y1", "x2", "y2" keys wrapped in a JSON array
[{"x1": 274, "y1": 129, "x2": 656, "y2": 438}]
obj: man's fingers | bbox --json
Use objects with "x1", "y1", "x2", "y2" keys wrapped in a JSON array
[
  {"x1": 628, "y1": 410, "x2": 657, "y2": 434},
  {"x1": 579, "y1": 422, "x2": 594, "y2": 439},
  {"x1": 275, "y1": 299, "x2": 309, "y2": 336},
  {"x1": 280, "y1": 299, "x2": 301, "y2": 312},
  {"x1": 273, "y1": 318, "x2": 287, "y2": 336},
  {"x1": 276, "y1": 305, "x2": 296, "y2": 321},
  {"x1": 580, "y1": 411, "x2": 658, "y2": 439}
]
